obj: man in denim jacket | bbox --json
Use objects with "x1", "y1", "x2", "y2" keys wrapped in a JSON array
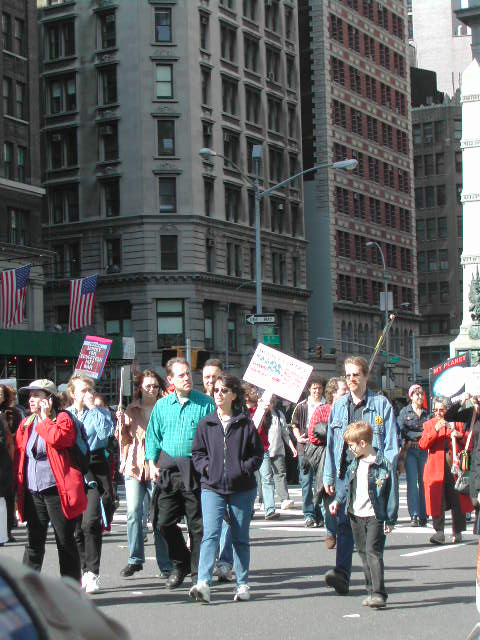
[{"x1": 323, "y1": 356, "x2": 398, "y2": 595}]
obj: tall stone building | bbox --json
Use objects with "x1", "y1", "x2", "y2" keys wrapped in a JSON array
[
  {"x1": 0, "y1": 0, "x2": 50, "y2": 385},
  {"x1": 38, "y1": 0, "x2": 309, "y2": 374},
  {"x1": 299, "y1": 0, "x2": 418, "y2": 393}
]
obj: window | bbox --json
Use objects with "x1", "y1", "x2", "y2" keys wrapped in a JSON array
[
  {"x1": 223, "y1": 131, "x2": 239, "y2": 167},
  {"x1": 157, "y1": 120, "x2": 175, "y2": 156},
  {"x1": 271, "y1": 199, "x2": 284, "y2": 233},
  {"x1": 49, "y1": 184, "x2": 79, "y2": 223},
  {"x1": 47, "y1": 75, "x2": 76, "y2": 114},
  {"x1": 417, "y1": 251, "x2": 426, "y2": 273},
  {"x1": 53, "y1": 242, "x2": 80, "y2": 278},
  {"x1": 338, "y1": 231, "x2": 351, "y2": 258},
  {"x1": 415, "y1": 187, "x2": 424, "y2": 209},
  {"x1": 440, "y1": 281, "x2": 449, "y2": 303},
  {"x1": 17, "y1": 146, "x2": 26, "y2": 182},
  {"x1": 379, "y1": 43, "x2": 390, "y2": 69},
  {"x1": 338, "y1": 274, "x2": 353, "y2": 301},
  {"x1": 399, "y1": 208, "x2": 410, "y2": 232},
  {"x1": 286, "y1": 56, "x2": 296, "y2": 90},
  {"x1": 2, "y1": 13, "x2": 12, "y2": 51},
  {"x1": 49, "y1": 129, "x2": 77, "y2": 169},
  {"x1": 155, "y1": 65, "x2": 173, "y2": 99},
  {"x1": 439, "y1": 248, "x2": 448, "y2": 270},
  {"x1": 269, "y1": 147, "x2": 283, "y2": 182},
  {"x1": 156, "y1": 299, "x2": 184, "y2": 349},
  {"x1": 98, "y1": 11, "x2": 116, "y2": 49},
  {"x1": 364, "y1": 34, "x2": 375, "y2": 60},
  {"x1": 154, "y1": 8, "x2": 172, "y2": 43},
  {"x1": 428, "y1": 282, "x2": 438, "y2": 304},
  {"x1": 424, "y1": 154, "x2": 434, "y2": 176},
  {"x1": 288, "y1": 105, "x2": 296, "y2": 138},
  {"x1": 416, "y1": 219, "x2": 425, "y2": 241},
  {"x1": 3, "y1": 77, "x2": 12, "y2": 116},
  {"x1": 225, "y1": 185, "x2": 241, "y2": 222},
  {"x1": 244, "y1": 36, "x2": 259, "y2": 72},
  {"x1": 425, "y1": 186, "x2": 435, "y2": 208},
  {"x1": 243, "y1": 0, "x2": 257, "y2": 21},
  {"x1": 333, "y1": 100, "x2": 346, "y2": 128},
  {"x1": 349, "y1": 66, "x2": 361, "y2": 94},
  {"x1": 105, "y1": 238, "x2": 121, "y2": 273},
  {"x1": 202, "y1": 121, "x2": 212, "y2": 149},
  {"x1": 46, "y1": 20, "x2": 75, "y2": 60},
  {"x1": 385, "y1": 202, "x2": 395, "y2": 227},
  {"x1": 332, "y1": 57, "x2": 345, "y2": 85},
  {"x1": 201, "y1": 68, "x2": 211, "y2": 105},
  {"x1": 336, "y1": 187, "x2": 349, "y2": 214},
  {"x1": 267, "y1": 96, "x2": 282, "y2": 131},
  {"x1": 200, "y1": 12, "x2": 209, "y2": 50},
  {"x1": 365, "y1": 75, "x2": 376, "y2": 101},
  {"x1": 396, "y1": 91, "x2": 406, "y2": 116},
  {"x1": 436, "y1": 152, "x2": 445, "y2": 174},
  {"x1": 220, "y1": 0, "x2": 236, "y2": 9},
  {"x1": 265, "y1": 0, "x2": 279, "y2": 32},
  {"x1": 245, "y1": 86, "x2": 261, "y2": 123},
  {"x1": 366, "y1": 116, "x2": 378, "y2": 142},
  {"x1": 204, "y1": 301, "x2": 214, "y2": 350},
  {"x1": 382, "y1": 124, "x2": 393, "y2": 148},
  {"x1": 98, "y1": 66, "x2": 117, "y2": 104},
  {"x1": 457, "y1": 214, "x2": 462, "y2": 237},
  {"x1": 104, "y1": 301, "x2": 131, "y2": 336},
  {"x1": 454, "y1": 119, "x2": 462, "y2": 140},
  {"x1": 330, "y1": 14, "x2": 343, "y2": 42},
  {"x1": 437, "y1": 185, "x2": 446, "y2": 206},
  {"x1": 204, "y1": 179, "x2": 214, "y2": 217},
  {"x1": 353, "y1": 193, "x2": 365, "y2": 219},
  {"x1": 347, "y1": 25, "x2": 360, "y2": 52},
  {"x1": 418, "y1": 282, "x2": 427, "y2": 305},
  {"x1": 427, "y1": 250, "x2": 437, "y2": 272},
  {"x1": 226, "y1": 242, "x2": 241, "y2": 276},
  {"x1": 159, "y1": 177, "x2": 176, "y2": 212},
  {"x1": 98, "y1": 122, "x2": 118, "y2": 161},
  {"x1": 285, "y1": 5, "x2": 294, "y2": 39},
  {"x1": 101, "y1": 179, "x2": 120, "y2": 217},
  {"x1": 380, "y1": 83, "x2": 391, "y2": 108},
  {"x1": 400, "y1": 248, "x2": 411, "y2": 271},
  {"x1": 7, "y1": 208, "x2": 29, "y2": 245},
  {"x1": 266, "y1": 46, "x2": 280, "y2": 82},
  {"x1": 414, "y1": 156, "x2": 422, "y2": 178},
  {"x1": 160, "y1": 235, "x2": 178, "y2": 270},
  {"x1": 456, "y1": 183, "x2": 463, "y2": 204},
  {"x1": 14, "y1": 18, "x2": 25, "y2": 56},
  {"x1": 455, "y1": 151, "x2": 462, "y2": 173},
  {"x1": 423, "y1": 122, "x2": 433, "y2": 144},
  {"x1": 354, "y1": 235, "x2": 366, "y2": 261},
  {"x1": 426, "y1": 217, "x2": 436, "y2": 239},
  {"x1": 206, "y1": 238, "x2": 215, "y2": 271},
  {"x1": 222, "y1": 77, "x2": 238, "y2": 115},
  {"x1": 412, "y1": 124, "x2": 422, "y2": 146},
  {"x1": 220, "y1": 22, "x2": 236, "y2": 62},
  {"x1": 370, "y1": 197, "x2": 381, "y2": 224},
  {"x1": 351, "y1": 108, "x2": 363, "y2": 135}
]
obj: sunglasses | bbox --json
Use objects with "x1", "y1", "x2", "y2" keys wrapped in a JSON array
[
  {"x1": 214, "y1": 387, "x2": 232, "y2": 395},
  {"x1": 144, "y1": 384, "x2": 160, "y2": 390}
]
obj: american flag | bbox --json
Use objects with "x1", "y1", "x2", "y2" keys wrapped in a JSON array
[
  {"x1": 1, "y1": 264, "x2": 31, "y2": 329},
  {"x1": 69, "y1": 274, "x2": 98, "y2": 332}
]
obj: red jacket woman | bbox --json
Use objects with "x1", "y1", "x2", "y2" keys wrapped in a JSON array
[
  {"x1": 419, "y1": 397, "x2": 472, "y2": 544},
  {"x1": 15, "y1": 379, "x2": 86, "y2": 581}
]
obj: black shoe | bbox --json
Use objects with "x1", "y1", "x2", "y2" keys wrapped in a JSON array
[
  {"x1": 165, "y1": 568, "x2": 187, "y2": 590},
  {"x1": 418, "y1": 518, "x2": 427, "y2": 527},
  {"x1": 120, "y1": 563, "x2": 143, "y2": 577},
  {"x1": 325, "y1": 569, "x2": 349, "y2": 595},
  {"x1": 410, "y1": 517, "x2": 419, "y2": 527}
]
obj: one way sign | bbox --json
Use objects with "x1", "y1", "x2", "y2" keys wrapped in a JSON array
[{"x1": 245, "y1": 314, "x2": 276, "y2": 325}]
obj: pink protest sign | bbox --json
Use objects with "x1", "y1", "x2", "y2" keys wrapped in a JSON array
[{"x1": 74, "y1": 335, "x2": 113, "y2": 380}]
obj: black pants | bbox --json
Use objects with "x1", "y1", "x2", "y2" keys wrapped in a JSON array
[
  {"x1": 74, "y1": 454, "x2": 112, "y2": 575},
  {"x1": 23, "y1": 487, "x2": 81, "y2": 581},
  {"x1": 432, "y1": 461, "x2": 466, "y2": 535},
  {"x1": 154, "y1": 472, "x2": 203, "y2": 579},
  {"x1": 350, "y1": 514, "x2": 387, "y2": 599},
  {"x1": 6, "y1": 490, "x2": 15, "y2": 535}
]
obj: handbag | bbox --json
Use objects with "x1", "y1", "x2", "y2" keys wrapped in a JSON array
[
  {"x1": 455, "y1": 471, "x2": 470, "y2": 494},
  {"x1": 454, "y1": 429, "x2": 473, "y2": 494}
]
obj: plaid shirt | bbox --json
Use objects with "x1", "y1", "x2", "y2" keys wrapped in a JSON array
[
  {"x1": 145, "y1": 389, "x2": 214, "y2": 461},
  {"x1": 308, "y1": 403, "x2": 332, "y2": 445}
]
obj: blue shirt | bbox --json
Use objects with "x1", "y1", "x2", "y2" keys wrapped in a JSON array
[
  {"x1": 26, "y1": 417, "x2": 55, "y2": 493},
  {"x1": 67, "y1": 405, "x2": 114, "y2": 452}
]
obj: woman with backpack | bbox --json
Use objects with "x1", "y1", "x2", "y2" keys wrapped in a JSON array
[{"x1": 14, "y1": 379, "x2": 86, "y2": 581}]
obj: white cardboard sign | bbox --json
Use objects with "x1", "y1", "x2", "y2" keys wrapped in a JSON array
[
  {"x1": 243, "y1": 343, "x2": 313, "y2": 404},
  {"x1": 465, "y1": 367, "x2": 480, "y2": 396}
]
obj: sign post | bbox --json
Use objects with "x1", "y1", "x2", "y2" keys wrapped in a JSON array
[{"x1": 245, "y1": 313, "x2": 276, "y2": 326}]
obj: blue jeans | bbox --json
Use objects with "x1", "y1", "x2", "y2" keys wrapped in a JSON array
[
  {"x1": 198, "y1": 488, "x2": 257, "y2": 586},
  {"x1": 124, "y1": 476, "x2": 172, "y2": 572},
  {"x1": 335, "y1": 504, "x2": 354, "y2": 580},
  {"x1": 322, "y1": 495, "x2": 338, "y2": 537},
  {"x1": 405, "y1": 447, "x2": 427, "y2": 520},
  {"x1": 298, "y1": 456, "x2": 320, "y2": 521},
  {"x1": 218, "y1": 519, "x2": 233, "y2": 569},
  {"x1": 259, "y1": 453, "x2": 276, "y2": 516}
]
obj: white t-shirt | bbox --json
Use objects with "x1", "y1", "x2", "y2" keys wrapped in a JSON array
[
  {"x1": 306, "y1": 396, "x2": 325, "y2": 425},
  {"x1": 350, "y1": 453, "x2": 377, "y2": 518}
]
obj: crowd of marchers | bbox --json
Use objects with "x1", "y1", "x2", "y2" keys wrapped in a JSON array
[{"x1": 1, "y1": 355, "x2": 479, "y2": 611}]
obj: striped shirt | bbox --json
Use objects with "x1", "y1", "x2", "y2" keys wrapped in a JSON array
[{"x1": 145, "y1": 389, "x2": 214, "y2": 461}]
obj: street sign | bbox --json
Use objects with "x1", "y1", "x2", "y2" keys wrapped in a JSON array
[
  {"x1": 263, "y1": 335, "x2": 280, "y2": 346},
  {"x1": 262, "y1": 326, "x2": 275, "y2": 336},
  {"x1": 389, "y1": 355, "x2": 401, "y2": 364},
  {"x1": 245, "y1": 313, "x2": 276, "y2": 325}
]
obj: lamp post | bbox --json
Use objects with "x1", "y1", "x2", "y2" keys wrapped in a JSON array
[
  {"x1": 200, "y1": 146, "x2": 357, "y2": 347},
  {"x1": 367, "y1": 240, "x2": 390, "y2": 389}
]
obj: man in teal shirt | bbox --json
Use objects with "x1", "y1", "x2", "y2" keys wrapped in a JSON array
[{"x1": 145, "y1": 358, "x2": 214, "y2": 590}]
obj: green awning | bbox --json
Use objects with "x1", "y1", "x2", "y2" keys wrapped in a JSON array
[{"x1": 0, "y1": 330, "x2": 123, "y2": 359}]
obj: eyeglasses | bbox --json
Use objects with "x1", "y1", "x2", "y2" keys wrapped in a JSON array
[
  {"x1": 214, "y1": 387, "x2": 232, "y2": 395},
  {"x1": 433, "y1": 407, "x2": 446, "y2": 413},
  {"x1": 345, "y1": 373, "x2": 361, "y2": 379},
  {"x1": 144, "y1": 384, "x2": 160, "y2": 390}
]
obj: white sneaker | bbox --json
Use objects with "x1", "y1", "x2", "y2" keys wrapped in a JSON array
[
  {"x1": 281, "y1": 499, "x2": 295, "y2": 510},
  {"x1": 84, "y1": 572, "x2": 100, "y2": 594},
  {"x1": 216, "y1": 564, "x2": 234, "y2": 582},
  {"x1": 81, "y1": 572, "x2": 88, "y2": 589},
  {"x1": 234, "y1": 584, "x2": 251, "y2": 602},
  {"x1": 189, "y1": 581, "x2": 210, "y2": 604}
]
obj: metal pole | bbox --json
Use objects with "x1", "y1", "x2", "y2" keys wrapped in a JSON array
[
  {"x1": 411, "y1": 332, "x2": 417, "y2": 382},
  {"x1": 254, "y1": 152, "x2": 262, "y2": 346},
  {"x1": 383, "y1": 264, "x2": 390, "y2": 389}
]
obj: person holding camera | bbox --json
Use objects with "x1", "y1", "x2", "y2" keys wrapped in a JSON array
[{"x1": 14, "y1": 379, "x2": 86, "y2": 581}]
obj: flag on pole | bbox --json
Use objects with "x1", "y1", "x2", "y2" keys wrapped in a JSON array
[
  {"x1": 69, "y1": 274, "x2": 98, "y2": 332},
  {"x1": 1, "y1": 264, "x2": 31, "y2": 328}
]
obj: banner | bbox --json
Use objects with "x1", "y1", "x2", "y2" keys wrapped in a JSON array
[
  {"x1": 464, "y1": 367, "x2": 480, "y2": 397},
  {"x1": 74, "y1": 335, "x2": 113, "y2": 380},
  {"x1": 243, "y1": 343, "x2": 313, "y2": 404},
  {"x1": 430, "y1": 353, "x2": 471, "y2": 402}
]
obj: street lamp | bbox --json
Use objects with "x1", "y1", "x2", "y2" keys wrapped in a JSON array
[
  {"x1": 366, "y1": 240, "x2": 390, "y2": 389},
  {"x1": 200, "y1": 146, "x2": 357, "y2": 345}
]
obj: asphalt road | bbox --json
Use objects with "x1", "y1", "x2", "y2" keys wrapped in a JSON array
[{"x1": 2, "y1": 480, "x2": 480, "y2": 640}]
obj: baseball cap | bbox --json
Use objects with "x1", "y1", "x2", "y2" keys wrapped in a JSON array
[{"x1": 18, "y1": 379, "x2": 57, "y2": 401}]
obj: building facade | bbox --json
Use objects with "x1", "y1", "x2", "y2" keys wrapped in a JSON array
[
  {"x1": 412, "y1": 94, "x2": 464, "y2": 374},
  {"x1": 299, "y1": 0, "x2": 418, "y2": 393},
  {"x1": 38, "y1": 0, "x2": 309, "y2": 375}
]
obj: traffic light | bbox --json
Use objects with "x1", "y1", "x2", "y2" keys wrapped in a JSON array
[
  {"x1": 315, "y1": 345, "x2": 323, "y2": 359},
  {"x1": 161, "y1": 348, "x2": 181, "y2": 367},
  {"x1": 191, "y1": 349, "x2": 210, "y2": 370}
]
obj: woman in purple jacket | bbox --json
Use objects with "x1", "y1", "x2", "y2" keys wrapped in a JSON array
[{"x1": 190, "y1": 374, "x2": 263, "y2": 604}]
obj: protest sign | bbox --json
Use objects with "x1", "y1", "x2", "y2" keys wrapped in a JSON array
[
  {"x1": 465, "y1": 367, "x2": 480, "y2": 396},
  {"x1": 430, "y1": 353, "x2": 470, "y2": 402},
  {"x1": 74, "y1": 335, "x2": 113, "y2": 380},
  {"x1": 243, "y1": 344, "x2": 313, "y2": 403}
]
